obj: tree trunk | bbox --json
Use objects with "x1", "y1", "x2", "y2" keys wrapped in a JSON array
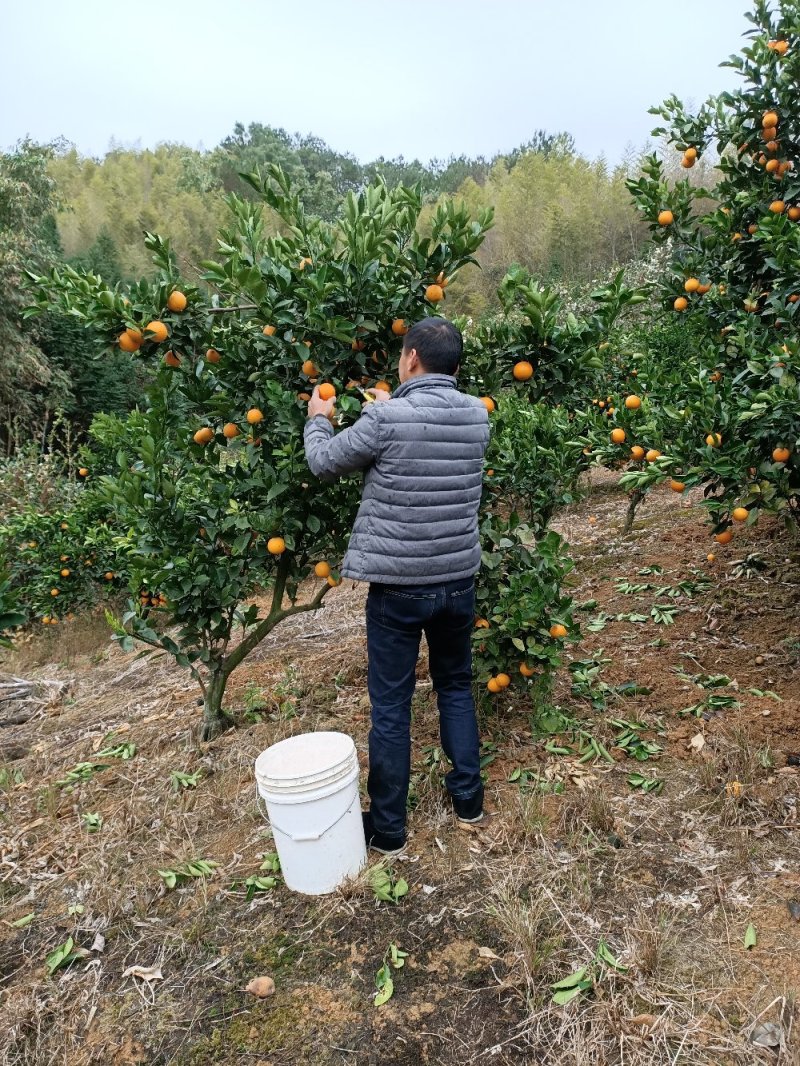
[
  {"x1": 202, "y1": 668, "x2": 232, "y2": 742},
  {"x1": 622, "y1": 488, "x2": 646, "y2": 535}
]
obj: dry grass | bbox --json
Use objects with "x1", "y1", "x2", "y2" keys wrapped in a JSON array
[{"x1": 2, "y1": 477, "x2": 800, "y2": 1065}]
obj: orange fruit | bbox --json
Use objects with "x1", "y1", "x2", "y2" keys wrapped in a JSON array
[
  {"x1": 773, "y1": 40, "x2": 789, "y2": 55},
  {"x1": 549, "y1": 623, "x2": 568, "y2": 639},
  {"x1": 772, "y1": 447, "x2": 790, "y2": 463},
  {"x1": 206, "y1": 348, "x2": 221, "y2": 363},
  {"x1": 732, "y1": 232, "x2": 742, "y2": 242},
  {"x1": 748, "y1": 223, "x2": 759, "y2": 235},
  {"x1": 391, "y1": 319, "x2": 408, "y2": 336},
  {"x1": 715, "y1": 530, "x2": 733, "y2": 545},
  {"x1": 788, "y1": 207, "x2": 800, "y2": 221},
  {"x1": 766, "y1": 158, "x2": 780, "y2": 174},
  {"x1": 684, "y1": 147, "x2": 698, "y2": 161},
  {"x1": 624, "y1": 395, "x2": 641, "y2": 410},
  {"x1": 684, "y1": 277, "x2": 700, "y2": 293},
  {"x1": 762, "y1": 110, "x2": 779, "y2": 128},
  {"x1": 145, "y1": 320, "x2": 168, "y2": 343},
  {"x1": 475, "y1": 618, "x2": 490, "y2": 629},
  {"x1": 262, "y1": 324, "x2": 276, "y2": 336},
  {"x1": 50, "y1": 588, "x2": 59, "y2": 597},
  {"x1": 707, "y1": 552, "x2": 716, "y2": 563},
  {"x1": 78, "y1": 467, "x2": 89, "y2": 477},
  {"x1": 610, "y1": 428, "x2": 626, "y2": 444},
  {"x1": 496, "y1": 673, "x2": 511, "y2": 689},
  {"x1": 193, "y1": 427, "x2": 214, "y2": 445},
  {"x1": 512, "y1": 361, "x2": 534, "y2": 381},
  {"x1": 327, "y1": 575, "x2": 342, "y2": 587},
  {"x1": 351, "y1": 339, "x2": 365, "y2": 352},
  {"x1": 645, "y1": 449, "x2": 662, "y2": 462},
  {"x1": 118, "y1": 327, "x2": 143, "y2": 352},
  {"x1": 480, "y1": 396, "x2": 495, "y2": 413},
  {"x1": 425, "y1": 284, "x2": 444, "y2": 302},
  {"x1": 167, "y1": 291, "x2": 187, "y2": 312},
  {"x1": 765, "y1": 140, "x2": 779, "y2": 153},
  {"x1": 302, "y1": 359, "x2": 319, "y2": 377},
  {"x1": 674, "y1": 296, "x2": 688, "y2": 311},
  {"x1": 314, "y1": 561, "x2": 331, "y2": 579},
  {"x1": 657, "y1": 210, "x2": 674, "y2": 226},
  {"x1": 705, "y1": 432, "x2": 722, "y2": 447},
  {"x1": 297, "y1": 392, "x2": 311, "y2": 402},
  {"x1": 761, "y1": 127, "x2": 778, "y2": 143},
  {"x1": 246, "y1": 408, "x2": 264, "y2": 424},
  {"x1": 164, "y1": 350, "x2": 181, "y2": 367},
  {"x1": 60, "y1": 568, "x2": 70, "y2": 577},
  {"x1": 732, "y1": 507, "x2": 749, "y2": 522},
  {"x1": 318, "y1": 383, "x2": 336, "y2": 401},
  {"x1": 670, "y1": 479, "x2": 685, "y2": 493},
  {"x1": 769, "y1": 200, "x2": 785, "y2": 213},
  {"x1": 487, "y1": 678, "x2": 501, "y2": 694},
  {"x1": 373, "y1": 381, "x2": 391, "y2": 393},
  {"x1": 267, "y1": 537, "x2": 286, "y2": 555},
  {"x1": 519, "y1": 663, "x2": 535, "y2": 677},
  {"x1": 222, "y1": 423, "x2": 239, "y2": 439},
  {"x1": 630, "y1": 446, "x2": 645, "y2": 461}
]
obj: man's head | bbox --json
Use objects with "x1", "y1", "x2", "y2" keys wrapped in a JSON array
[{"x1": 399, "y1": 318, "x2": 463, "y2": 383}]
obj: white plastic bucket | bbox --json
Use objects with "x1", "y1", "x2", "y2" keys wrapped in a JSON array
[{"x1": 254, "y1": 731, "x2": 367, "y2": 895}]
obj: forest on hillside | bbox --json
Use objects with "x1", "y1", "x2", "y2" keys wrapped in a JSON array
[{"x1": 0, "y1": 122, "x2": 712, "y2": 451}]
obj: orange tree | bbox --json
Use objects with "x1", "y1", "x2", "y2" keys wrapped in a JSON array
[
  {"x1": 625, "y1": 0, "x2": 800, "y2": 542},
  {"x1": 31, "y1": 166, "x2": 493, "y2": 738}
]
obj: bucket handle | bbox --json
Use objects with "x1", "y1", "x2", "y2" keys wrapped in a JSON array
[{"x1": 255, "y1": 784, "x2": 359, "y2": 842}]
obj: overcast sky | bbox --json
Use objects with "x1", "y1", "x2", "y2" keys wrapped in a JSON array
[{"x1": 3, "y1": 0, "x2": 750, "y2": 164}]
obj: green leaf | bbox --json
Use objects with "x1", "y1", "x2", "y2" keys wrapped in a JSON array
[
  {"x1": 374, "y1": 976, "x2": 394, "y2": 1006},
  {"x1": 550, "y1": 966, "x2": 589, "y2": 990},
  {"x1": 551, "y1": 985, "x2": 586, "y2": 1006},
  {"x1": 10, "y1": 912, "x2": 35, "y2": 929},
  {"x1": 744, "y1": 923, "x2": 757, "y2": 950}
]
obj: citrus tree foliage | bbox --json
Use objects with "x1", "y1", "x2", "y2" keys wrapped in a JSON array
[
  {"x1": 31, "y1": 167, "x2": 493, "y2": 738},
  {"x1": 625, "y1": 0, "x2": 800, "y2": 533}
]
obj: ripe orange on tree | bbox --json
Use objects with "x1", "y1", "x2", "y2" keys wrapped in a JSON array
[
  {"x1": 705, "y1": 432, "x2": 722, "y2": 447},
  {"x1": 486, "y1": 678, "x2": 501, "y2": 694},
  {"x1": 302, "y1": 359, "x2": 319, "y2": 377},
  {"x1": 326, "y1": 575, "x2": 342, "y2": 587},
  {"x1": 715, "y1": 530, "x2": 734, "y2": 545},
  {"x1": 762, "y1": 110, "x2": 779, "y2": 128},
  {"x1": 512, "y1": 360, "x2": 534, "y2": 381},
  {"x1": 495, "y1": 673, "x2": 511, "y2": 689},
  {"x1": 658, "y1": 210, "x2": 674, "y2": 226},
  {"x1": 480, "y1": 396, "x2": 495, "y2": 413},
  {"x1": 684, "y1": 277, "x2": 700, "y2": 293},
  {"x1": 788, "y1": 207, "x2": 800, "y2": 221},
  {"x1": 206, "y1": 348, "x2": 221, "y2": 363},
  {"x1": 670, "y1": 479, "x2": 686, "y2": 493},
  {"x1": 167, "y1": 290, "x2": 187, "y2": 312},
  {"x1": 118, "y1": 327, "x2": 143, "y2": 352},
  {"x1": 262, "y1": 324, "x2": 277, "y2": 336},
  {"x1": 314, "y1": 561, "x2": 331, "y2": 579},
  {"x1": 674, "y1": 296, "x2": 688, "y2": 311},
  {"x1": 645, "y1": 448, "x2": 661, "y2": 462},
  {"x1": 193, "y1": 427, "x2": 214, "y2": 445},
  {"x1": 519, "y1": 663, "x2": 535, "y2": 677},
  {"x1": 630, "y1": 445, "x2": 645, "y2": 460},
  {"x1": 164, "y1": 350, "x2": 180, "y2": 367},
  {"x1": 78, "y1": 467, "x2": 89, "y2": 477},
  {"x1": 769, "y1": 200, "x2": 785, "y2": 213},
  {"x1": 624, "y1": 395, "x2": 641, "y2": 410},
  {"x1": 549, "y1": 623, "x2": 567, "y2": 639},
  {"x1": 610, "y1": 428, "x2": 626, "y2": 444},
  {"x1": 246, "y1": 408, "x2": 264, "y2": 424},
  {"x1": 391, "y1": 318, "x2": 408, "y2": 336},
  {"x1": 475, "y1": 618, "x2": 490, "y2": 629},
  {"x1": 267, "y1": 537, "x2": 286, "y2": 555},
  {"x1": 732, "y1": 507, "x2": 749, "y2": 522},
  {"x1": 222, "y1": 422, "x2": 239, "y2": 439},
  {"x1": 425, "y1": 284, "x2": 444, "y2": 302},
  {"x1": 146, "y1": 320, "x2": 168, "y2": 343},
  {"x1": 318, "y1": 383, "x2": 336, "y2": 402},
  {"x1": 772, "y1": 446, "x2": 790, "y2": 463}
]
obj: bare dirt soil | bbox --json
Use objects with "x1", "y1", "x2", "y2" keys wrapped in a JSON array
[{"x1": 2, "y1": 474, "x2": 800, "y2": 1066}]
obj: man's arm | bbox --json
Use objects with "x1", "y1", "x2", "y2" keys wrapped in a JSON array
[{"x1": 303, "y1": 404, "x2": 381, "y2": 481}]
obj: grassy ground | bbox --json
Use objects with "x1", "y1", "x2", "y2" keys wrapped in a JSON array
[{"x1": 1, "y1": 474, "x2": 800, "y2": 1065}]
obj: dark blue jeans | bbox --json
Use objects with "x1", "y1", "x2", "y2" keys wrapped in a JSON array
[{"x1": 366, "y1": 577, "x2": 483, "y2": 842}]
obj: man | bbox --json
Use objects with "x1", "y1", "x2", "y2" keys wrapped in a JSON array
[{"x1": 304, "y1": 318, "x2": 489, "y2": 854}]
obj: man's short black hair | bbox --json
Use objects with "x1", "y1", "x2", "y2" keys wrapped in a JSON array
[{"x1": 402, "y1": 317, "x2": 462, "y2": 376}]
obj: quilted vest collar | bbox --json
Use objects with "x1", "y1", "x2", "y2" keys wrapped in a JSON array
[{"x1": 392, "y1": 374, "x2": 457, "y2": 399}]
